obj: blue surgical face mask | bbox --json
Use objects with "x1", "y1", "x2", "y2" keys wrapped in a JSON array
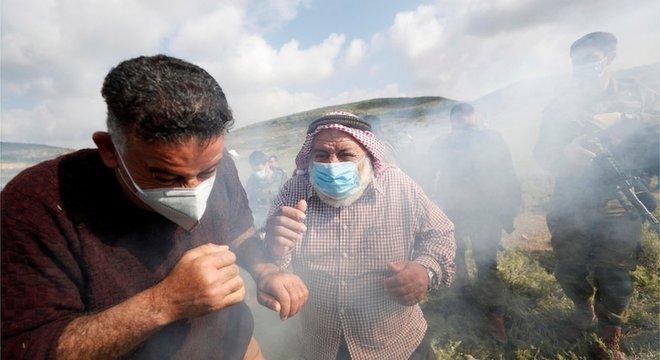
[{"x1": 311, "y1": 157, "x2": 364, "y2": 199}]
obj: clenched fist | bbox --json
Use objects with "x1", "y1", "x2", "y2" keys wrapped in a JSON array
[{"x1": 151, "y1": 243, "x2": 245, "y2": 322}]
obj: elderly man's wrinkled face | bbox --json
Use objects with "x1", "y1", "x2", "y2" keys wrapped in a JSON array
[
  {"x1": 311, "y1": 129, "x2": 367, "y2": 169},
  {"x1": 308, "y1": 128, "x2": 374, "y2": 207}
]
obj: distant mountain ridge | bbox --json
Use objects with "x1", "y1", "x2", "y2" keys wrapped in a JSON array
[
  {"x1": 0, "y1": 142, "x2": 74, "y2": 189},
  {"x1": 1, "y1": 142, "x2": 74, "y2": 163},
  {"x1": 225, "y1": 95, "x2": 457, "y2": 179}
]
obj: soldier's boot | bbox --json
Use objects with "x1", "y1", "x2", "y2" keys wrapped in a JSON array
[
  {"x1": 591, "y1": 325, "x2": 625, "y2": 360},
  {"x1": 486, "y1": 306, "x2": 508, "y2": 344},
  {"x1": 561, "y1": 300, "x2": 596, "y2": 340},
  {"x1": 572, "y1": 300, "x2": 596, "y2": 331}
]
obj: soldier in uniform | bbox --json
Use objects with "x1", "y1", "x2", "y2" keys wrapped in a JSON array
[
  {"x1": 430, "y1": 103, "x2": 521, "y2": 344},
  {"x1": 534, "y1": 32, "x2": 659, "y2": 359}
]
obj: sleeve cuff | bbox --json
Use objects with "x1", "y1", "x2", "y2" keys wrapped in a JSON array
[{"x1": 414, "y1": 255, "x2": 442, "y2": 289}]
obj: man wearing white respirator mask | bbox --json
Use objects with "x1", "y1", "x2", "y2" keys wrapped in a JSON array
[{"x1": 1, "y1": 54, "x2": 307, "y2": 359}]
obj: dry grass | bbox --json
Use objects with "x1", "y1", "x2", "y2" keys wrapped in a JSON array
[{"x1": 425, "y1": 213, "x2": 659, "y2": 360}]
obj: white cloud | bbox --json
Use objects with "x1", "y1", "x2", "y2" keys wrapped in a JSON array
[
  {"x1": 197, "y1": 32, "x2": 344, "y2": 97},
  {"x1": 246, "y1": 0, "x2": 310, "y2": 31},
  {"x1": 272, "y1": 34, "x2": 345, "y2": 83},
  {"x1": 390, "y1": 5, "x2": 444, "y2": 58},
  {"x1": 228, "y1": 87, "x2": 321, "y2": 126},
  {"x1": 0, "y1": 0, "x2": 346, "y2": 146},
  {"x1": 384, "y1": 0, "x2": 660, "y2": 100},
  {"x1": 2, "y1": 95, "x2": 105, "y2": 149},
  {"x1": 167, "y1": 5, "x2": 245, "y2": 57},
  {"x1": 342, "y1": 39, "x2": 368, "y2": 69},
  {"x1": 1, "y1": 0, "x2": 658, "y2": 148},
  {"x1": 1, "y1": 0, "x2": 173, "y2": 129}
]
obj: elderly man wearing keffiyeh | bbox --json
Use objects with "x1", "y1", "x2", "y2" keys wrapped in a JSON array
[{"x1": 258, "y1": 111, "x2": 456, "y2": 360}]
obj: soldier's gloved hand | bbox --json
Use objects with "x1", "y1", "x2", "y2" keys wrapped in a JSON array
[
  {"x1": 591, "y1": 112, "x2": 622, "y2": 130},
  {"x1": 563, "y1": 135, "x2": 596, "y2": 170}
]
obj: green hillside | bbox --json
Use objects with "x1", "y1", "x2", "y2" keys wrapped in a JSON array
[
  {"x1": 1, "y1": 142, "x2": 74, "y2": 163},
  {"x1": 226, "y1": 96, "x2": 457, "y2": 181},
  {"x1": 0, "y1": 142, "x2": 74, "y2": 189}
]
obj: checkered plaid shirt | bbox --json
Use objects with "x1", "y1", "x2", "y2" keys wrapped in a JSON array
[{"x1": 270, "y1": 167, "x2": 455, "y2": 360}]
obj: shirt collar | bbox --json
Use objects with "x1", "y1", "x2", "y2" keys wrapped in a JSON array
[{"x1": 369, "y1": 174, "x2": 384, "y2": 195}]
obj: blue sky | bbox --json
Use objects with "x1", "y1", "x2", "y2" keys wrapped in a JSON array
[
  {"x1": 1, "y1": 0, "x2": 659, "y2": 149},
  {"x1": 264, "y1": 1, "x2": 413, "y2": 48}
]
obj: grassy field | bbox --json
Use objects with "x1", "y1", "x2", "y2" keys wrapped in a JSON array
[{"x1": 424, "y1": 212, "x2": 659, "y2": 360}]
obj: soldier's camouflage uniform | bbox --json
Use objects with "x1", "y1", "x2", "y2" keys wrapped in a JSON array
[{"x1": 534, "y1": 78, "x2": 660, "y2": 326}]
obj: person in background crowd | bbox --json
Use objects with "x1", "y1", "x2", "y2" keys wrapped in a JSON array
[
  {"x1": 261, "y1": 111, "x2": 456, "y2": 360},
  {"x1": 364, "y1": 114, "x2": 432, "y2": 193},
  {"x1": 364, "y1": 114, "x2": 398, "y2": 164},
  {"x1": 429, "y1": 102, "x2": 521, "y2": 344},
  {"x1": 246, "y1": 150, "x2": 288, "y2": 229},
  {"x1": 1, "y1": 54, "x2": 307, "y2": 360},
  {"x1": 534, "y1": 32, "x2": 660, "y2": 359},
  {"x1": 268, "y1": 154, "x2": 289, "y2": 178}
]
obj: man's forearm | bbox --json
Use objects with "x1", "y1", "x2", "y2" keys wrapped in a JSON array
[
  {"x1": 56, "y1": 287, "x2": 170, "y2": 360},
  {"x1": 236, "y1": 235, "x2": 281, "y2": 284}
]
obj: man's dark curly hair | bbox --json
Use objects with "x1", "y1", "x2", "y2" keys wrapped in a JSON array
[{"x1": 102, "y1": 54, "x2": 234, "y2": 149}]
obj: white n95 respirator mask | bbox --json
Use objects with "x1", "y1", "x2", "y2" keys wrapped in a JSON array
[{"x1": 115, "y1": 150, "x2": 216, "y2": 231}]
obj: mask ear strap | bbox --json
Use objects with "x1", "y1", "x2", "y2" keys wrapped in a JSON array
[{"x1": 115, "y1": 150, "x2": 145, "y2": 196}]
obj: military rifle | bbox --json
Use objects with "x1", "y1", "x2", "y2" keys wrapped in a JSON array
[{"x1": 583, "y1": 135, "x2": 660, "y2": 234}]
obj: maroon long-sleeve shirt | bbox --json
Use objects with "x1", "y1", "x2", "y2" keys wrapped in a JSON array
[{"x1": 1, "y1": 149, "x2": 255, "y2": 359}]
